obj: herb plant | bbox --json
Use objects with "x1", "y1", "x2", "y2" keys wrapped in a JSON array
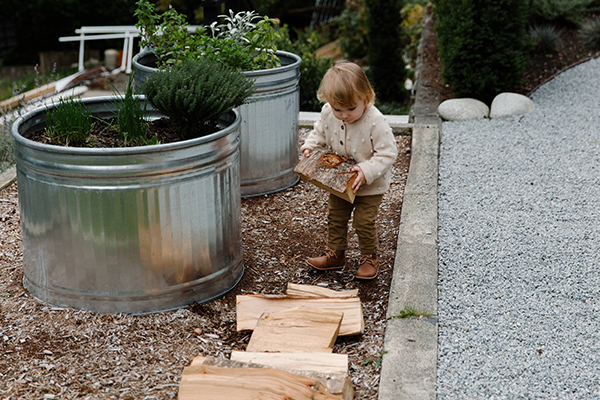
[
  {"x1": 44, "y1": 98, "x2": 93, "y2": 146},
  {"x1": 134, "y1": 0, "x2": 282, "y2": 71},
  {"x1": 141, "y1": 59, "x2": 255, "y2": 139},
  {"x1": 113, "y1": 74, "x2": 155, "y2": 147}
]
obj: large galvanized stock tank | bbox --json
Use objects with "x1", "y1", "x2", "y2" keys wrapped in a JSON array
[
  {"x1": 11, "y1": 97, "x2": 243, "y2": 313},
  {"x1": 133, "y1": 50, "x2": 302, "y2": 197}
]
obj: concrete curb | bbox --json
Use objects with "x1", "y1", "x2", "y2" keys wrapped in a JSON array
[{"x1": 378, "y1": 11, "x2": 441, "y2": 400}]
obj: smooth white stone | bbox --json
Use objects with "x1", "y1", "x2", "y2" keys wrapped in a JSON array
[
  {"x1": 438, "y1": 98, "x2": 489, "y2": 121},
  {"x1": 490, "y1": 92, "x2": 535, "y2": 119}
]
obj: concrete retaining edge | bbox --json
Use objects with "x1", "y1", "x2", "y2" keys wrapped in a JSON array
[{"x1": 378, "y1": 9, "x2": 441, "y2": 400}]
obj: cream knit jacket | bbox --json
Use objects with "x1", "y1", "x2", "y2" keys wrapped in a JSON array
[{"x1": 301, "y1": 103, "x2": 398, "y2": 196}]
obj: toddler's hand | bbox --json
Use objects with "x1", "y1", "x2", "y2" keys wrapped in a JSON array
[
  {"x1": 303, "y1": 149, "x2": 312, "y2": 158},
  {"x1": 351, "y1": 166, "x2": 366, "y2": 193}
]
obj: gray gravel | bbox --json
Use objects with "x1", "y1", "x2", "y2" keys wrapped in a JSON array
[{"x1": 437, "y1": 57, "x2": 600, "y2": 399}]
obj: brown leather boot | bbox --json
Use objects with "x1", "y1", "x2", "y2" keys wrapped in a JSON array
[
  {"x1": 307, "y1": 247, "x2": 345, "y2": 271},
  {"x1": 356, "y1": 254, "x2": 379, "y2": 280}
]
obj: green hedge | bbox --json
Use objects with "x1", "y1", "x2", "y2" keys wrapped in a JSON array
[
  {"x1": 434, "y1": 0, "x2": 530, "y2": 103},
  {"x1": 365, "y1": 0, "x2": 408, "y2": 103}
]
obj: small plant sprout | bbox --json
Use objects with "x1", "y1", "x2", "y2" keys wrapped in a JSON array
[
  {"x1": 393, "y1": 306, "x2": 433, "y2": 319},
  {"x1": 362, "y1": 350, "x2": 388, "y2": 368}
]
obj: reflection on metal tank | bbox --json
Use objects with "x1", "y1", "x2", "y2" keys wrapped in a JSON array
[
  {"x1": 11, "y1": 97, "x2": 243, "y2": 313},
  {"x1": 239, "y1": 51, "x2": 302, "y2": 197}
]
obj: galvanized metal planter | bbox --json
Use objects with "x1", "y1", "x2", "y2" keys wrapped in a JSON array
[
  {"x1": 133, "y1": 50, "x2": 302, "y2": 197},
  {"x1": 11, "y1": 96, "x2": 244, "y2": 314}
]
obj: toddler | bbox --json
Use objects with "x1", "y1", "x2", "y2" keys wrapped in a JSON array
[{"x1": 301, "y1": 60, "x2": 398, "y2": 280}]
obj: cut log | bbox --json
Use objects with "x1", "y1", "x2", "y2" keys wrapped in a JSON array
[
  {"x1": 236, "y1": 295, "x2": 364, "y2": 336},
  {"x1": 287, "y1": 283, "x2": 359, "y2": 298},
  {"x1": 294, "y1": 148, "x2": 358, "y2": 203},
  {"x1": 230, "y1": 351, "x2": 349, "y2": 374},
  {"x1": 185, "y1": 356, "x2": 353, "y2": 400},
  {"x1": 246, "y1": 306, "x2": 343, "y2": 353}
]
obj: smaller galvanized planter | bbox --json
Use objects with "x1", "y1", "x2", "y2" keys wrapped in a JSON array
[
  {"x1": 133, "y1": 50, "x2": 302, "y2": 197},
  {"x1": 11, "y1": 96, "x2": 243, "y2": 314}
]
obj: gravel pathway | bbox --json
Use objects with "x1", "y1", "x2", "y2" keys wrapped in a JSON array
[{"x1": 437, "y1": 57, "x2": 600, "y2": 398}]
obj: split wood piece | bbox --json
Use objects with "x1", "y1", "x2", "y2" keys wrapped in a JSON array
[
  {"x1": 287, "y1": 283, "x2": 359, "y2": 298},
  {"x1": 294, "y1": 148, "x2": 358, "y2": 203},
  {"x1": 0, "y1": 83, "x2": 55, "y2": 112},
  {"x1": 186, "y1": 356, "x2": 353, "y2": 400},
  {"x1": 236, "y1": 295, "x2": 364, "y2": 336},
  {"x1": 229, "y1": 351, "x2": 349, "y2": 374},
  {"x1": 246, "y1": 306, "x2": 343, "y2": 353}
]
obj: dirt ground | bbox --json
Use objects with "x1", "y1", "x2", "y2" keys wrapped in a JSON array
[{"x1": 0, "y1": 127, "x2": 411, "y2": 399}]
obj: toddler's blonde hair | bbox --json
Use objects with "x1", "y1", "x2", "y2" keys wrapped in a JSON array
[{"x1": 317, "y1": 60, "x2": 376, "y2": 108}]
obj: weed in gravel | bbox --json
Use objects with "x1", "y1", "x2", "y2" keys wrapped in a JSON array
[{"x1": 394, "y1": 306, "x2": 433, "y2": 319}]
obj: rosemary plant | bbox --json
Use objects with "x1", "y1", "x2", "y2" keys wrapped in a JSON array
[{"x1": 141, "y1": 59, "x2": 255, "y2": 139}]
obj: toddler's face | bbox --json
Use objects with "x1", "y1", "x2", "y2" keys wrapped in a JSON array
[{"x1": 331, "y1": 100, "x2": 366, "y2": 124}]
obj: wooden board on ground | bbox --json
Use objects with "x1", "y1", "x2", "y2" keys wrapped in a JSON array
[
  {"x1": 287, "y1": 283, "x2": 359, "y2": 298},
  {"x1": 229, "y1": 351, "x2": 349, "y2": 374},
  {"x1": 294, "y1": 148, "x2": 358, "y2": 203},
  {"x1": 236, "y1": 295, "x2": 364, "y2": 336},
  {"x1": 246, "y1": 306, "x2": 343, "y2": 353},
  {"x1": 185, "y1": 356, "x2": 353, "y2": 400}
]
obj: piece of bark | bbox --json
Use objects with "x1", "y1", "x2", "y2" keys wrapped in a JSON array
[
  {"x1": 229, "y1": 351, "x2": 349, "y2": 374},
  {"x1": 236, "y1": 295, "x2": 364, "y2": 336},
  {"x1": 186, "y1": 356, "x2": 353, "y2": 400},
  {"x1": 294, "y1": 148, "x2": 358, "y2": 203},
  {"x1": 287, "y1": 283, "x2": 359, "y2": 298},
  {"x1": 246, "y1": 306, "x2": 343, "y2": 353}
]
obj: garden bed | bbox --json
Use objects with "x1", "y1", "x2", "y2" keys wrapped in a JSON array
[{"x1": 0, "y1": 128, "x2": 411, "y2": 400}]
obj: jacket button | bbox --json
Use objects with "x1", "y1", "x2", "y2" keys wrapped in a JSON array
[
  {"x1": 340, "y1": 141, "x2": 343, "y2": 145},
  {"x1": 341, "y1": 125, "x2": 344, "y2": 130}
]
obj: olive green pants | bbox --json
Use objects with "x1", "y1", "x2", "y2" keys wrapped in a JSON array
[{"x1": 327, "y1": 193, "x2": 384, "y2": 254}]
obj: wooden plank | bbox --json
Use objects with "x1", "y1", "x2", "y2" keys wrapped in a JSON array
[
  {"x1": 294, "y1": 148, "x2": 358, "y2": 203},
  {"x1": 230, "y1": 351, "x2": 349, "y2": 374},
  {"x1": 0, "y1": 83, "x2": 55, "y2": 112},
  {"x1": 178, "y1": 364, "x2": 346, "y2": 400},
  {"x1": 287, "y1": 283, "x2": 359, "y2": 298},
  {"x1": 246, "y1": 307, "x2": 343, "y2": 353},
  {"x1": 186, "y1": 356, "x2": 353, "y2": 400},
  {"x1": 236, "y1": 295, "x2": 364, "y2": 336}
]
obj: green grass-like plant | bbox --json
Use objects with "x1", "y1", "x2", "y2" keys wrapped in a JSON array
[
  {"x1": 393, "y1": 306, "x2": 433, "y2": 319},
  {"x1": 0, "y1": 116, "x2": 15, "y2": 172},
  {"x1": 113, "y1": 74, "x2": 154, "y2": 147},
  {"x1": 141, "y1": 59, "x2": 255, "y2": 139},
  {"x1": 580, "y1": 17, "x2": 600, "y2": 50},
  {"x1": 529, "y1": 24, "x2": 562, "y2": 54},
  {"x1": 44, "y1": 98, "x2": 93, "y2": 146}
]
